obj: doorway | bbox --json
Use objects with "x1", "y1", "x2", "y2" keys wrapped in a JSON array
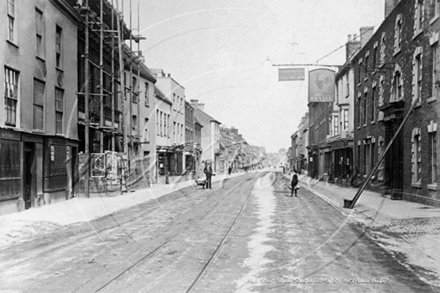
[{"x1": 23, "y1": 143, "x2": 36, "y2": 209}]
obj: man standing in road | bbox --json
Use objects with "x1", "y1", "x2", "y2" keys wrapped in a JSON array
[
  {"x1": 204, "y1": 161, "x2": 213, "y2": 189},
  {"x1": 291, "y1": 169, "x2": 299, "y2": 197}
]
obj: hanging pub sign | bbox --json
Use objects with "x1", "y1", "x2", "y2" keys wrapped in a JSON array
[
  {"x1": 278, "y1": 68, "x2": 305, "y2": 81},
  {"x1": 308, "y1": 68, "x2": 335, "y2": 102}
]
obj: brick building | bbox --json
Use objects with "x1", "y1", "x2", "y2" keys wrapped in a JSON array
[{"x1": 353, "y1": 0, "x2": 440, "y2": 205}]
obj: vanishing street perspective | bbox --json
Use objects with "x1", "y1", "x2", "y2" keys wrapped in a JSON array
[{"x1": 1, "y1": 0, "x2": 440, "y2": 292}]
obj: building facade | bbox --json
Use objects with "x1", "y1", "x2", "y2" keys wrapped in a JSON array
[
  {"x1": 0, "y1": 0, "x2": 80, "y2": 214},
  {"x1": 184, "y1": 101, "x2": 195, "y2": 175},
  {"x1": 153, "y1": 69, "x2": 186, "y2": 177},
  {"x1": 326, "y1": 35, "x2": 361, "y2": 186},
  {"x1": 154, "y1": 86, "x2": 172, "y2": 183},
  {"x1": 353, "y1": 0, "x2": 440, "y2": 205},
  {"x1": 191, "y1": 100, "x2": 221, "y2": 172}
]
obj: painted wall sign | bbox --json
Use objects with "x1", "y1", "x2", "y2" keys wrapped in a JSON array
[{"x1": 51, "y1": 146, "x2": 55, "y2": 161}]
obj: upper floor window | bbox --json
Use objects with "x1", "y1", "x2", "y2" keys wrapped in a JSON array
[
  {"x1": 33, "y1": 79, "x2": 45, "y2": 131},
  {"x1": 364, "y1": 53, "x2": 369, "y2": 78},
  {"x1": 4, "y1": 67, "x2": 19, "y2": 126},
  {"x1": 380, "y1": 32, "x2": 386, "y2": 66},
  {"x1": 357, "y1": 92, "x2": 362, "y2": 127},
  {"x1": 363, "y1": 91, "x2": 367, "y2": 125},
  {"x1": 342, "y1": 109, "x2": 349, "y2": 130},
  {"x1": 379, "y1": 76, "x2": 385, "y2": 106},
  {"x1": 144, "y1": 82, "x2": 149, "y2": 107},
  {"x1": 432, "y1": 40, "x2": 439, "y2": 98},
  {"x1": 373, "y1": 41, "x2": 378, "y2": 70},
  {"x1": 36, "y1": 9, "x2": 44, "y2": 58},
  {"x1": 394, "y1": 14, "x2": 402, "y2": 54},
  {"x1": 132, "y1": 76, "x2": 137, "y2": 103},
  {"x1": 144, "y1": 118, "x2": 149, "y2": 142},
  {"x1": 56, "y1": 26, "x2": 62, "y2": 68},
  {"x1": 167, "y1": 114, "x2": 170, "y2": 138},
  {"x1": 432, "y1": 0, "x2": 440, "y2": 20},
  {"x1": 371, "y1": 85, "x2": 376, "y2": 123},
  {"x1": 357, "y1": 59, "x2": 363, "y2": 83},
  {"x1": 132, "y1": 115, "x2": 137, "y2": 131},
  {"x1": 413, "y1": 47, "x2": 423, "y2": 105},
  {"x1": 55, "y1": 87, "x2": 64, "y2": 134},
  {"x1": 7, "y1": 0, "x2": 16, "y2": 43},
  {"x1": 391, "y1": 64, "x2": 403, "y2": 102},
  {"x1": 156, "y1": 110, "x2": 159, "y2": 135},
  {"x1": 333, "y1": 115, "x2": 339, "y2": 136},
  {"x1": 414, "y1": 0, "x2": 425, "y2": 36}
]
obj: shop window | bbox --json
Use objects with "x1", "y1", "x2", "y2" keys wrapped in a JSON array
[{"x1": 44, "y1": 144, "x2": 67, "y2": 191}]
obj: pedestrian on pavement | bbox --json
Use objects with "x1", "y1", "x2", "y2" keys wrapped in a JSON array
[
  {"x1": 291, "y1": 169, "x2": 299, "y2": 197},
  {"x1": 228, "y1": 164, "x2": 232, "y2": 175},
  {"x1": 204, "y1": 161, "x2": 213, "y2": 189}
]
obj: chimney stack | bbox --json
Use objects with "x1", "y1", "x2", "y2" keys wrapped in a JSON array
[
  {"x1": 190, "y1": 99, "x2": 198, "y2": 109},
  {"x1": 385, "y1": 0, "x2": 400, "y2": 18},
  {"x1": 360, "y1": 26, "x2": 374, "y2": 48},
  {"x1": 346, "y1": 34, "x2": 361, "y2": 61}
]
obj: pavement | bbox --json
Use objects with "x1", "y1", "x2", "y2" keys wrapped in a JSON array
[
  {"x1": 288, "y1": 172, "x2": 440, "y2": 284},
  {"x1": 0, "y1": 170, "x2": 247, "y2": 250}
]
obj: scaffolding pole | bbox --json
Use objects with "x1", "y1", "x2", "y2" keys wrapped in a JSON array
[
  {"x1": 99, "y1": 0, "x2": 104, "y2": 153},
  {"x1": 136, "y1": 0, "x2": 141, "y2": 154},
  {"x1": 115, "y1": 0, "x2": 127, "y2": 163},
  {"x1": 84, "y1": 0, "x2": 90, "y2": 198},
  {"x1": 111, "y1": 0, "x2": 115, "y2": 151}
]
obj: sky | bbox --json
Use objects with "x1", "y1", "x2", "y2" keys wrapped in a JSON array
[{"x1": 119, "y1": 0, "x2": 385, "y2": 153}]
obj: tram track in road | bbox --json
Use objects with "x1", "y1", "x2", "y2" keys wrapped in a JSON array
[
  {"x1": 91, "y1": 171, "x2": 267, "y2": 293},
  {"x1": 184, "y1": 173, "x2": 262, "y2": 293}
]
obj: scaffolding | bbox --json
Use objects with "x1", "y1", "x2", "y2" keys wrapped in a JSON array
[{"x1": 73, "y1": 0, "x2": 145, "y2": 197}]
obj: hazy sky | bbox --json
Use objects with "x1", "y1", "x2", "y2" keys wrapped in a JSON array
[{"x1": 120, "y1": 0, "x2": 384, "y2": 152}]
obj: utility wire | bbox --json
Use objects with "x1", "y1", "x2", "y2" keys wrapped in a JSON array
[{"x1": 316, "y1": 21, "x2": 384, "y2": 64}]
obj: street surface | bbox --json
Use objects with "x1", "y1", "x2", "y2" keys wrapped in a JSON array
[{"x1": 1, "y1": 171, "x2": 439, "y2": 293}]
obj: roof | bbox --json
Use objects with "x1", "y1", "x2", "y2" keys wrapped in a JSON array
[
  {"x1": 122, "y1": 44, "x2": 156, "y2": 83},
  {"x1": 194, "y1": 108, "x2": 221, "y2": 125},
  {"x1": 194, "y1": 117, "x2": 203, "y2": 127},
  {"x1": 154, "y1": 86, "x2": 172, "y2": 105}
]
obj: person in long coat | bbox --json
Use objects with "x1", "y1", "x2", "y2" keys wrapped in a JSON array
[
  {"x1": 204, "y1": 162, "x2": 213, "y2": 189},
  {"x1": 291, "y1": 169, "x2": 299, "y2": 197}
]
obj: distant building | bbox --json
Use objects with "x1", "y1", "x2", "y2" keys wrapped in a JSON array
[
  {"x1": 191, "y1": 100, "x2": 221, "y2": 172},
  {"x1": 152, "y1": 69, "x2": 186, "y2": 178},
  {"x1": 154, "y1": 86, "x2": 172, "y2": 183},
  {"x1": 327, "y1": 33, "x2": 361, "y2": 186},
  {"x1": 184, "y1": 101, "x2": 195, "y2": 174}
]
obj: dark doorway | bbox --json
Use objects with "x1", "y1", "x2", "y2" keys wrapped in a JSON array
[{"x1": 23, "y1": 143, "x2": 35, "y2": 209}]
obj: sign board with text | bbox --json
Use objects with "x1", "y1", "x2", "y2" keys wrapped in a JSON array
[{"x1": 278, "y1": 68, "x2": 305, "y2": 81}]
